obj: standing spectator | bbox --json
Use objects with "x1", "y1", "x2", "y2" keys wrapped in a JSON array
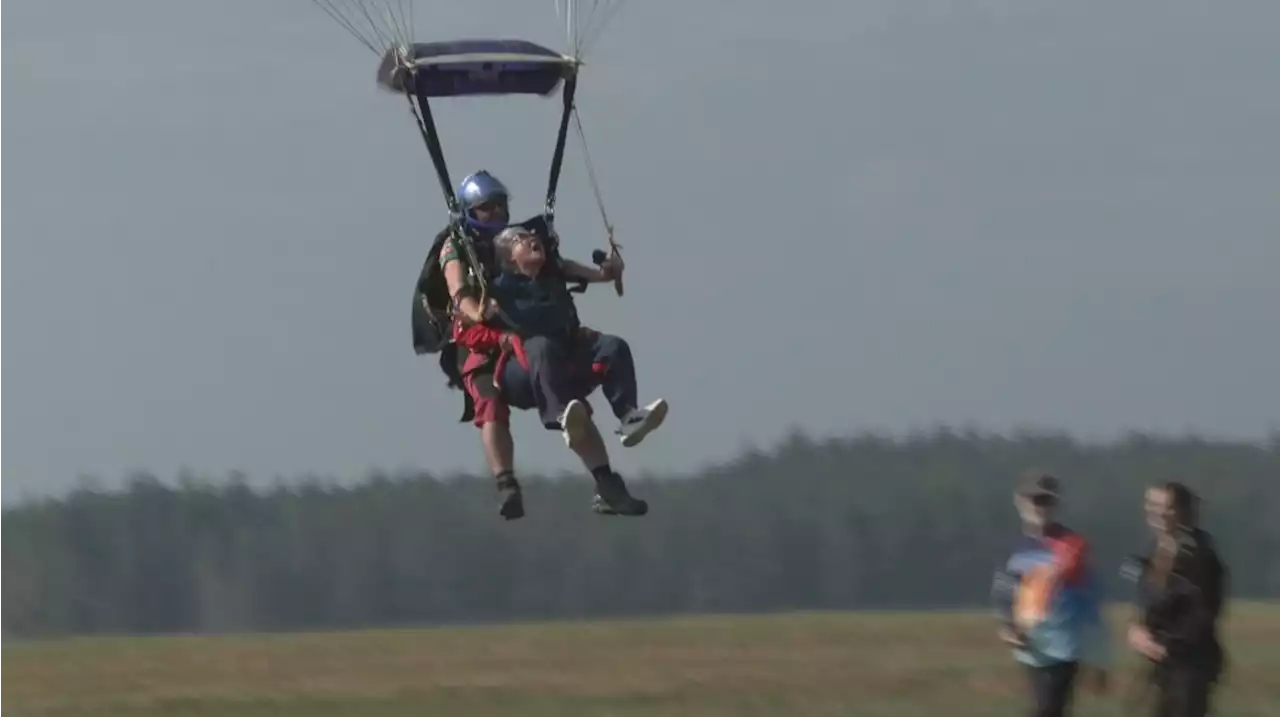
[
  {"x1": 994, "y1": 471, "x2": 1111, "y2": 717},
  {"x1": 1127, "y1": 481, "x2": 1228, "y2": 717}
]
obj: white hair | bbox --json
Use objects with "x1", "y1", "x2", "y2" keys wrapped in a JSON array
[{"x1": 494, "y1": 226, "x2": 536, "y2": 270}]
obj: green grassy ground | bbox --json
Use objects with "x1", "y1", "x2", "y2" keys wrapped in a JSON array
[{"x1": 4, "y1": 604, "x2": 1278, "y2": 716}]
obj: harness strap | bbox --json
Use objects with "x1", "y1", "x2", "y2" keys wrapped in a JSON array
[
  {"x1": 543, "y1": 70, "x2": 579, "y2": 218},
  {"x1": 491, "y1": 334, "x2": 530, "y2": 391}
]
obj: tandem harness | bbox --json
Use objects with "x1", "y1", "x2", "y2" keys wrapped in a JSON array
[{"x1": 412, "y1": 215, "x2": 593, "y2": 423}]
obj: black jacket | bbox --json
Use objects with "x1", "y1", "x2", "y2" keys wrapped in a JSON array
[{"x1": 1133, "y1": 528, "x2": 1228, "y2": 676}]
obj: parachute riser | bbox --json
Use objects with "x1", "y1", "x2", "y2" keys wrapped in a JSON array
[
  {"x1": 543, "y1": 68, "x2": 580, "y2": 221},
  {"x1": 401, "y1": 65, "x2": 490, "y2": 306},
  {"x1": 401, "y1": 72, "x2": 460, "y2": 216}
]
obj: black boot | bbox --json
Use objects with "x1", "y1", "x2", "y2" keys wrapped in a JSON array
[
  {"x1": 591, "y1": 471, "x2": 648, "y2": 516},
  {"x1": 495, "y1": 472, "x2": 525, "y2": 521}
]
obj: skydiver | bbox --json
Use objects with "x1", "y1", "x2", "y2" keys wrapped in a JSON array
[{"x1": 438, "y1": 171, "x2": 666, "y2": 520}]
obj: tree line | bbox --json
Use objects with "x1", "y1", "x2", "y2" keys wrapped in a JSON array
[{"x1": 4, "y1": 430, "x2": 1278, "y2": 638}]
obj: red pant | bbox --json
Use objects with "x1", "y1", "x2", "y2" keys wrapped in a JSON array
[{"x1": 454, "y1": 322, "x2": 512, "y2": 427}]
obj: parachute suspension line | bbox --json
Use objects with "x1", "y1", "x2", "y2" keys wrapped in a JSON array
[
  {"x1": 308, "y1": 0, "x2": 417, "y2": 55},
  {"x1": 573, "y1": 105, "x2": 621, "y2": 297},
  {"x1": 546, "y1": 0, "x2": 622, "y2": 219},
  {"x1": 555, "y1": 0, "x2": 626, "y2": 61},
  {"x1": 543, "y1": 71, "x2": 579, "y2": 221},
  {"x1": 386, "y1": 0, "x2": 417, "y2": 50},
  {"x1": 401, "y1": 83, "x2": 458, "y2": 215},
  {"x1": 571, "y1": 108, "x2": 612, "y2": 236},
  {"x1": 553, "y1": 0, "x2": 626, "y2": 268},
  {"x1": 552, "y1": 0, "x2": 627, "y2": 253},
  {"x1": 405, "y1": 0, "x2": 415, "y2": 47},
  {"x1": 310, "y1": 0, "x2": 378, "y2": 54}
]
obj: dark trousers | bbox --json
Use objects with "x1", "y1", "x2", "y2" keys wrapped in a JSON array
[
  {"x1": 1151, "y1": 663, "x2": 1216, "y2": 717},
  {"x1": 501, "y1": 331, "x2": 638, "y2": 430},
  {"x1": 1026, "y1": 661, "x2": 1079, "y2": 717}
]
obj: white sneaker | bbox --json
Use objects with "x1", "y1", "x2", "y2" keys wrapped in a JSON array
[
  {"x1": 616, "y1": 398, "x2": 669, "y2": 448},
  {"x1": 559, "y1": 399, "x2": 591, "y2": 447}
]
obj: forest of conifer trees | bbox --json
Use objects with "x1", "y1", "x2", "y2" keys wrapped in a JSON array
[{"x1": 4, "y1": 430, "x2": 1278, "y2": 638}]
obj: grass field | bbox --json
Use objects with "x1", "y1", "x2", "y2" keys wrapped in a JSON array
[{"x1": 4, "y1": 604, "x2": 1278, "y2": 717}]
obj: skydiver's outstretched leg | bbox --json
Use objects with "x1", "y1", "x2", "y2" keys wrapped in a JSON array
[
  {"x1": 501, "y1": 336, "x2": 648, "y2": 516},
  {"x1": 577, "y1": 330, "x2": 668, "y2": 448},
  {"x1": 559, "y1": 400, "x2": 649, "y2": 517}
]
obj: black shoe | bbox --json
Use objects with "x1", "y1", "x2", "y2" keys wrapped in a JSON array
[
  {"x1": 591, "y1": 472, "x2": 648, "y2": 516},
  {"x1": 496, "y1": 475, "x2": 525, "y2": 521}
]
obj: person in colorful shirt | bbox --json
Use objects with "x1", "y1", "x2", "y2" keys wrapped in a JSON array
[
  {"x1": 438, "y1": 170, "x2": 666, "y2": 520},
  {"x1": 994, "y1": 471, "x2": 1112, "y2": 717}
]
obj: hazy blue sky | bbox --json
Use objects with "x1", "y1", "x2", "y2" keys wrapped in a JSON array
[{"x1": 4, "y1": 0, "x2": 1279, "y2": 501}]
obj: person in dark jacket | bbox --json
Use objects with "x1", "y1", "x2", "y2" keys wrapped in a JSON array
[{"x1": 1127, "y1": 481, "x2": 1228, "y2": 717}]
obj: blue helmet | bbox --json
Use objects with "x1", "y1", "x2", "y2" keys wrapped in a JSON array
[{"x1": 456, "y1": 170, "x2": 511, "y2": 233}]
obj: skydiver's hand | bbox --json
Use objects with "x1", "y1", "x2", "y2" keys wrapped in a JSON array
[
  {"x1": 598, "y1": 254, "x2": 624, "y2": 280},
  {"x1": 457, "y1": 299, "x2": 485, "y2": 326},
  {"x1": 1148, "y1": 643, "x2": 1167, "y2": 661},
  {"x1": 1127, "y1": 625, "x2": 1166, "y2": 661}
]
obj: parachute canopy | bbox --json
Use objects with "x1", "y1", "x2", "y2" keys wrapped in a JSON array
[
  {"x1": 376, "y1": 39, "x2": 577, "y2": 98},
  {"x1": 307, "y1": 0, "x2": 625, "y2": 225}
]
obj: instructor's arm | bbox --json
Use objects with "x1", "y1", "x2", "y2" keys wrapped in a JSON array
[{"x1": 443, "y1": 253, "x2": 487, "y2": 325}]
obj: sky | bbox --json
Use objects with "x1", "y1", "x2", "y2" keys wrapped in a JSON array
[{"x1": 4, "y1": 0, "x2": 1279, "y2": 501}]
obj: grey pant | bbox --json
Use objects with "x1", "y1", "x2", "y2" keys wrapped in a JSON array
[{"x1": 500, "y1": 331, "x2": 639, "y2": 429}]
